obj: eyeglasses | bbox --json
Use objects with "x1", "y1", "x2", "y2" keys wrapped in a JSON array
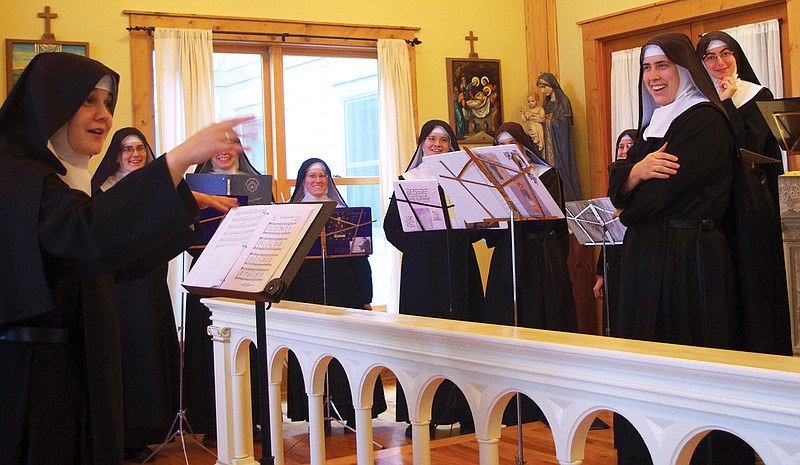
[
  {"x1": 702, "y1": 49, "x2": 734, "y2": 64},
  {"x1": 306, "y1": 173, "x2": 328, "y2": 180},
  {"x1": 121, "y1": 144, "x2": 147, "y2": 155},
  {"x1": 425, "y1": 136, "x2": 451, "y2": 144}
]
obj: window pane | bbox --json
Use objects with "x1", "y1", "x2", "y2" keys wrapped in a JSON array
[
  {"x1": 213, "y1": 53, "x2": 267, "y2": 174},
  {"x1": 283, "y1": 56, "x2": 379, "y2": 179}
]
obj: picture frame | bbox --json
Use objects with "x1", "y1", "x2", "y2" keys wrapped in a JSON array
[
  {"x1": 6, "y1": 39, "x2": 89, "y2": 94},
  {"x1": 446, "y1": 57, "x2": 503, "y2": 144}
]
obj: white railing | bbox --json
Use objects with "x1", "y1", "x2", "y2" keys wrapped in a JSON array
[{"x1": 205, "y1": 298, "x2": 800, "y2": 465}]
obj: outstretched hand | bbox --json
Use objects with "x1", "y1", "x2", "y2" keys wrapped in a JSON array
[{"x1": 165, "y1": 116, "x2": 255, "y2": 185}]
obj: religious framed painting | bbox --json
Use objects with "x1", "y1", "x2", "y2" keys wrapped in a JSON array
[
  {"x1": 6, "y1": 39, "x2": 89, "y2": 94},
  {"x1": 446, "y1": 57, "x2": 503, "y2": 144}
]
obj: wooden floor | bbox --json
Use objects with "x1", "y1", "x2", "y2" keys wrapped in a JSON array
[
  {"x1": 126, "y1": 375, "x2": 617, "y2": 465},
  {"x1": 137, "y1": 417, "x2": 617, "y2": 465}
]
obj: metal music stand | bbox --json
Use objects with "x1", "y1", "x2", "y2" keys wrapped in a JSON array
[
  {"x1": 564, "y1": 198, "x2": 626, "y2": 336},
  {"x1": 183, "y1": 201, "x2": 336, "y2": 465},
  {"x1": 144, "y1": 289, "x2": 216, "y2": 463}
]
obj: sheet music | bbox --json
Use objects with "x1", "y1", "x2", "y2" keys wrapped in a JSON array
[
  {"x1": 564, "y1": 197, "x2": 626, "y2": 245},
  {"x1": 422, "y1": 150, "x2": 508, "y2": 223},
  {"x1": 470, "y1": 145, "x2": 564, "y2": 218},
  {"x1": 393, "y1": 180, "x2": 450, "y2": 232},
  {"x1": 422, "y1": 145, "x2": 563, "y2": 223},
  {"x1": 183, "y1": 203, "x2": 322, "y2": 292}
]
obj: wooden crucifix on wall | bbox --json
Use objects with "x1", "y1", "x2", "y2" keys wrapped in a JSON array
[
  {"x1": 5, "y1": 6, "x2": 90, "y2": 94},
  {"x1": 465, "y1": 30, "x2": 479, "y2": 58},
  {"x1": 38, "y1": 6, "x2": 58, "y2": 41}
]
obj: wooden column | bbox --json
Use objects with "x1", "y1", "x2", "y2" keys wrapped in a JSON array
[
  {"x1": 523, "y1": 0, "x2": 559, "y2": 93},
  {"x1": 525, "y1": 0, "x2": 597, "y2": 334}
]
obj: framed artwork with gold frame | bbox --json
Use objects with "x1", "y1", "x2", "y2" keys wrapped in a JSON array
[{"x1": 446, "y1": 57, "x2": 502, "y2": 144}]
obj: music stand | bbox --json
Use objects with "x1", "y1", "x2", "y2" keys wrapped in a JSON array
[
  {"x1": 394, "y1": 179, "x2": 476, "y2": 438},
  {"x1": 183, "y1": 201, "x2": 336, "y2": 465},
  {"x1": 425, "y1": 144, "x2": 563, "y2": 464},
  {"x1": 564, "y1": 198, "x2": 626, "y2": 337},
  {"x1": 757, "y1": 98, "x2": 800, "y2": 171},
  {"x1": 143, "y1": 291, "x2": 216, "y2": 463}
]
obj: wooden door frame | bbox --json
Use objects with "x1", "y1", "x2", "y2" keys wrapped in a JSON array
[{"x1": 579, "y1": 0, "x2": 800, "y2": 199}]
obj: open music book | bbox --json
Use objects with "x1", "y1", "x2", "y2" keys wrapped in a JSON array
[
  {"x1": 183, "y1": 202, "x2": 335, "y2": 301},
  {"x1": 393, "y1": 179, "x2": 457, "y2": 232}
]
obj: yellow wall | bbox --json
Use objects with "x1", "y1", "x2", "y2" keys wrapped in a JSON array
[
  {"x1": 1, "y1": 0, "x2": 659, "y2": 184},
  {"x1": 7, "y1": 0, "x2": 795, "y2": 197},
  {"x1": 554, "y1": 0, "x2": 653, "y2": 195}
]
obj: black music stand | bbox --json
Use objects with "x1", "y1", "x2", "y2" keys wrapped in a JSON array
[{"x1": 183, "y1": 201, "x2": 335, "y2": 465}]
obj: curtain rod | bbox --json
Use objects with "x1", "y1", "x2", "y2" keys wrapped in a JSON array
[{"x1": 126, "y1": 26, "x2": 422, "y2": 46}]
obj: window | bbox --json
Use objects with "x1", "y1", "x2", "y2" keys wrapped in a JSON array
[
  {"x1": 127, "y1": 13, "x2": 419, "y2": 309},
  {"x1": 213, "y1": 47, "x2": 388, "y2": 305}
]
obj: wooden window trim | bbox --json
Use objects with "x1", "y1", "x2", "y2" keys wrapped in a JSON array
[{"x1": 124, "y1": 10, "x2": 418, "y2": 198}]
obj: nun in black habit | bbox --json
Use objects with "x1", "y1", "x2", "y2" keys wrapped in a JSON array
[
  {"x1": 283, "y1": 158, "x2": 386, "y2": 428},
  {"x1": 383, "y1": 119, "x2": 485, "y2": 321},
  {"x1": 481, "y1": 121, "x2": 576, "y2": 426},
  {"x1": 482, "y1": 122, "x2": 576, "y2": 332},
  {"x1": 0, "y1": 52, "x2": 249, "y2": 465},
  {"x1": 193, "y1": 139, "x2": 262, "y2": 175},
  {"x1": 383, "y1": 120, "x2": 479, "y2": 435},
  {"x1": 696, "y1": 31, "x2": 791, "y2": 356},
  {"x1": 608, "y1": 32, "x2": 750, "y2": 465},
  {"x1": 91, "y1": 128, "x2": 181, "y2": 462}
]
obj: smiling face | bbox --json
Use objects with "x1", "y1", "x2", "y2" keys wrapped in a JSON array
[
  {"x1": 211, "y1": 149, "x2": 238, "y2": 171},
  {"x1": 66, "y1": 88, "x2": 113, "y2": 156},
  {"x1": 616, "y1": 135, "x2": 634, "y2": 160},
  {"x1": 642, "y1": 54, "x2": 680, "y2": 106},
  {"x1": 304, "y1": 166, "x2": 329, "y2": 197},
  {"x1": 422, "y1": 131, "x2": 451, "y2": 156},
  {"x1": 118, "y1": 137, "x2": 147, "y2": 172},
  {"x1": 702, "y1": 45, "x2": 736, "y2": 81}
]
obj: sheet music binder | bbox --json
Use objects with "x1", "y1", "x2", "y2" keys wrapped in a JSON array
[
  {"x1": 182, "y1": 201, "x2": 336, "y2": 302},
  {"x1": 186, "y1": 173, "x2": 274, "y2": 205}
]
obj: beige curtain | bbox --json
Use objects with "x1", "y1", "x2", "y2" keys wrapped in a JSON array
[
  {"x1": 153, "y1": 28, "x2": 215, "y2": 323},
  {"x1": 377, "y1": 39, "x2": 416, "y2": 314}
]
